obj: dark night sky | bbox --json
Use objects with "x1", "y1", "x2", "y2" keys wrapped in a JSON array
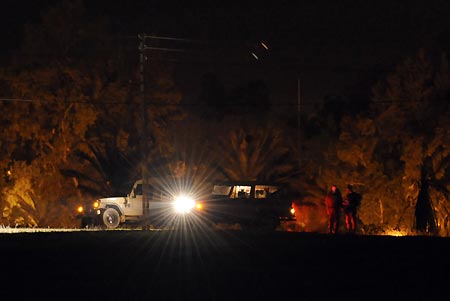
[{"x1": 2, "y1": 0, "x2": 450, "y2": 110}]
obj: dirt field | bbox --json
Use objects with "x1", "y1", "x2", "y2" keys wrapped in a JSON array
[{"x1": 0, "y1": 229, "x2": 449, "y2": 300}]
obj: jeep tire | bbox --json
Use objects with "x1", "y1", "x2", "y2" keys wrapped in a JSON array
[{"x1": 102, "y1": 208, "x2": 121, "y2": 229}]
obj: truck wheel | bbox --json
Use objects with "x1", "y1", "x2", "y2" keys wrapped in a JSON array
[{"x1": 102, "y1": 208, "x2": 121, "y2": 229}]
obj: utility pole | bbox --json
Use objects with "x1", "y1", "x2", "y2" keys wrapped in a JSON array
[
  {"x1": 137, "y1": 33, "x2": 198, "y2": 230},
  {"x1": 297, "y1": 78, "x2": 301, "y2": 163},
  {"x1": 138, "y1": 33, "x2": 150, "y2": 230}
]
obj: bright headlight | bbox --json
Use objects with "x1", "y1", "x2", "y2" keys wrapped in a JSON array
[{"x1": 173, "y1": 195, "x2": 196, "y2": 213}]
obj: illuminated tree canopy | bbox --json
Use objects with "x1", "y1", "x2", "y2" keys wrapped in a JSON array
[{"x1": 0, "y1": 2, "x2": 449, "y2": 235}]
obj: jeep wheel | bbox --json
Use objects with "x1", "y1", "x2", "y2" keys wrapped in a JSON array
[{"x1": 102, "y1": 208, "x2": 121, "y2": 229}]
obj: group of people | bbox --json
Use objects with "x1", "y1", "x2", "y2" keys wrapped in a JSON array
[{"x1": 325, "y1": 184, "x2": 361, "y2": 234}]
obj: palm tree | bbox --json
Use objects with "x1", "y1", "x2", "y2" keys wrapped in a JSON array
[
  {"x1": 372, "y1": 49, "x2": 450, "y2": 234},
  {"x1": 213, "y1": 125, "x2": 297, "y2": 183},
  {"x1": 61, "y1": 133, "x2": 140, "y2": 199}
]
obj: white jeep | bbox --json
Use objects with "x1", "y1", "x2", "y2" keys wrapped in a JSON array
[{"x1": 78, "y1": 179, "x2": 199, "y2": 229}]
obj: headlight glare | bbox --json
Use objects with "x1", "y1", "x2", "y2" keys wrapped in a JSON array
[{"x1": 173, "y1": 195, "x2": 195, "y2": 213}]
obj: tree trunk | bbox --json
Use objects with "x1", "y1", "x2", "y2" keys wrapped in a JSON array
[{"x1": 414, "y1": 174, "x2": 437, "y2": 234}]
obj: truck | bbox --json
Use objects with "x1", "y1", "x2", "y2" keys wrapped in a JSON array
[
  {"x1": 77, "y1": 179, "x2": 296, "y2": 230},
  {"x1": 195, "y1": 181, "x2": 296, "y2": 230}
]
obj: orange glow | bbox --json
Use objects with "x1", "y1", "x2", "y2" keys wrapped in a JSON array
[
  {"x1": 196, "y1": 203, "x2": 203, "y2": 210},
  {"x1": 290, "y1": 208, "x2": 295, "y2": 215},
  {"x1": 77, "y1": 206, "x2": 84, "y2": 213},
  {"x1": 384, "y1": 229, "x2": 407, "y2": 237},
  {"x1": 93, "y1": 201, "x2": 99, "y2": 208}
]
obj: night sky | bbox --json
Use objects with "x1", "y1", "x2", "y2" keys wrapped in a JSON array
[{"x1": 2, "y1": 0, "x2": 450, "y2": 110}]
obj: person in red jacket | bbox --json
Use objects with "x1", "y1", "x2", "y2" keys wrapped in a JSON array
[{"x1": 325, "y1": 184, "x2": 342, "y2": 234}]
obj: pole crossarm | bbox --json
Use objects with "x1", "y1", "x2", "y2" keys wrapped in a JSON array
[
  {"x1": 141, "y1": 34, "x2": 203, "y2": 43},
  {"x1": 143, "y1": 46, "x2": 187, "y2": 52}
]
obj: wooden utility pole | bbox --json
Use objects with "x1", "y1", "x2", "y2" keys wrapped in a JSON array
[
  {"x1": 297, "y1": 78, "x2": 301, "y2": 162},
  {"x1": 137, "y1": 33, "x2": 198, "y2": 230},
  {"x1": 138, "y1": 33, "x2": 150, "y2": 229}
]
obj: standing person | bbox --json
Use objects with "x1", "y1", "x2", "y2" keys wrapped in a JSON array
[
  {"x1": 325, "y1": 184, "x2": 343, "y2": 234},
  {"x1": 342, "y1": 184, "x2": 362, "y2": 233}
]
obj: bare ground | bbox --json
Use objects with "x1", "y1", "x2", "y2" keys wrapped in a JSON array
[{"x1": 0, "y1": 229, "x2": 449, "y2": 300}]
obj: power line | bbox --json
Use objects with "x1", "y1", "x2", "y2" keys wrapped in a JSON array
[
  {"x1": 0, "y1": 98, "x2": 33, "y2": 102},
  {"x1": 1, "y1": 97, "x2": 449, "y2": 106}
]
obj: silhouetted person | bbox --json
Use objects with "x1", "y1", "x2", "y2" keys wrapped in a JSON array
[
  {"x1": 342, "y1": 184, "x2": 362, "y2": 233},
  {"x1": 325, "y1": 184, "x2": 342, "y2": 234}
]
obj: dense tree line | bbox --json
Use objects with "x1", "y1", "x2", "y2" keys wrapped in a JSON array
[{"x1": 0, "y1": 1, "x2": 449, "y2": 235}]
